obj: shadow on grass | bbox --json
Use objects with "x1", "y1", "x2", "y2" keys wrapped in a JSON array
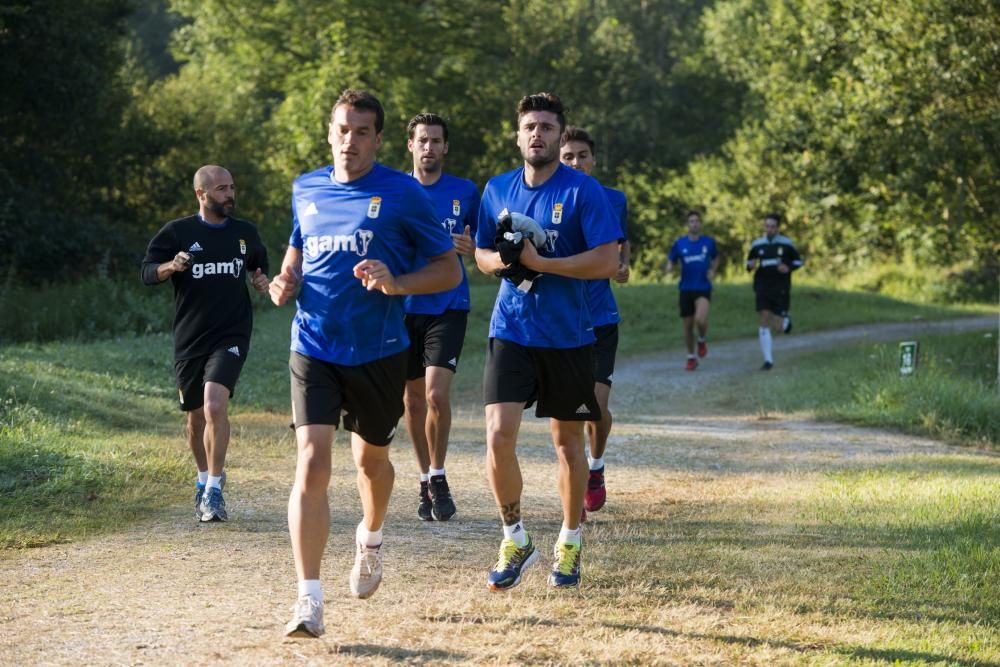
[
  {"x1": 331, "y1": 643, "x2": 467, "y2": 662},
  {"x1": 602, "y1": 622, "x2": 998, "y2": 666}
]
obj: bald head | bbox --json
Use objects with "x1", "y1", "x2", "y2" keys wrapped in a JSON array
[
  {"x1": 193, "y1": 165, "x2": 231, "y2": 192},
  {"x1": 193, "y1": 165, "x2": 236, "y2": 222}
]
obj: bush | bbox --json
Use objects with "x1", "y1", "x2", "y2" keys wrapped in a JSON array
[{"x1": 0, "y1": 273, "x2": 172, "y2": 344}]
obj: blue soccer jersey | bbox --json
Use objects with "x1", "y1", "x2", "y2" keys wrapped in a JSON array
[
  {"x1": 668, "y1": 235, "x2": 719, "y2": 292},
  {"x1": 476, "y1": 163, "x2": 621, "y2": 348},
  {"x1": 585, "y1": 186, "x2": 629, "y2": 327},
  {"x1": 289, "y1": 163, "x2": 454, "y2": 365},
  {"x1": 404, "y1": 173, "x2": 481, "y2": 315}
]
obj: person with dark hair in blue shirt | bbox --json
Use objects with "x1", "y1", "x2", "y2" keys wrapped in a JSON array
[
  {"x1": 559, "y1": 126, "x2": 630, "y2": 520},
  {"x1": 271, "y1": 89, "x2": 460, "y2": 639},
  {"x1": 666, "y1": 211, "x2": 720, "y2": 371},
  {"x1": 475, "y1": 93, "x2": 621, "y2": 591},
  {"x1": 402, "y1": 112, "x2": 481, "y2": 523}
]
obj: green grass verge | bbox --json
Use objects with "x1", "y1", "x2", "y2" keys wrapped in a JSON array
[{"x1": 698, "y1": 329, "x2": 999, "y2": 447}]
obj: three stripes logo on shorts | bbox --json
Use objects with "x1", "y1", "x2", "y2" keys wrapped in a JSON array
[
  {"x1": 228, "y1": 346, "x2": 240, "y2": 357},
  {"x1": 575, "y1": 403, "x2": 589, "y2": 414}
]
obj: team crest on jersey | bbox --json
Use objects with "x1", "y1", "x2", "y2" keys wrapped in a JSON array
[
  {"x1": 552, "y1": 203, "x2": 564, "y2": 225},
  {"x1": 367, "y1": 197, "x2": 382, "y2": 219},
  {"x1": 239, "y1": 239, "x2": 246, "y2": 255},
  {"x1": 452, "y1": 199, "x2": 461, "y2": 216}
]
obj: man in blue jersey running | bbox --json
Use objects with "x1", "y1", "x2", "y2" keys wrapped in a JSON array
[
  {"x1": 402, "y1": 113, "x2": 480, "y2": 523},
  {"x1": 559, "y1": 127, "x2": 630, "y2": 518},
  {"x1": 666, "y1": 211, "x2": 720, "y2": 371},
  {"x1": 475, "y1": 93, "x2": 621, "y2": 591},
  {"x1": 270, "y1": 89, "x2": 460, "y2": 638}
]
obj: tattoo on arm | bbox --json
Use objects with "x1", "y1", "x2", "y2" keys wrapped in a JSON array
[{"x1": 500, "y1": 501, "x2": 521, "y2": 526}]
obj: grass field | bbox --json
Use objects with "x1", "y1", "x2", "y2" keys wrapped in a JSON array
[{"x1": 2, "y1": 280, "x2": 999, "y2": 663}]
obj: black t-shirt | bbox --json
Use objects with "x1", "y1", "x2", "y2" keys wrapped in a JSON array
[
  {"x1": 142, "y1": 214, "x2": 269, "y2": 360},
  {"x1": 746, "y1": 233, "x2": 803, "y2": 292}
]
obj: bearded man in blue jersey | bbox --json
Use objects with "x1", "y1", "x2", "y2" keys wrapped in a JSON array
[
  {"x1": 475, "y1": 93, "x2": 621, "y2": 591},
  {"x1": 559, "y1": 126, "x2": 630, "y2": 519},
  {"x1": 402, "y1": 113, "x2": 481, "y2": 523},
  {"x1": 270, "y1": 89, "x2": 460, "y2": 638}
]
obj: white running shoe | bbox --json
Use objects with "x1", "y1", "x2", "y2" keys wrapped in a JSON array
[
  {"x1": 285, "y1": 595, "x2": 324, "y2": 638},
  {"x1": 349, "y1": 542, "x2": 383, "y2": 599}
]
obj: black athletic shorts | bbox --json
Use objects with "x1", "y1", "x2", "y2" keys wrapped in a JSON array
[
  {"x1": 289, "y1": 350, "x2": 407, "y2": 446},
  {"x1": 405, "y1": 310, "x2": 468, "y2": 380},
  {"x1": 679, "y1": 290, "x2": 711, "y2": 318},
  {"x1": 592, "y1": 323, "x2": 619, "y2": 387},
  {"x1": 483, "y1": 338, "x2": 601, "y2": 421},
  {"x1": 174, "y1": 342, "x2": 247, "y2": 412},
  {"x1": 755, "y1": 288, "x2": 790, "y2": 315}
]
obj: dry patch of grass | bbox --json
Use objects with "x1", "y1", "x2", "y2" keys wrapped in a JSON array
[{"x1": 2, "y1": 411, "x2": 998, "y2": 665}]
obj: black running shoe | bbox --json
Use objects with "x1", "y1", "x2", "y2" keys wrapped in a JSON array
[
  {"x1": 761, "y1": 361, "x2": 773, "y2": 371},
  {"x1": 418, "y1": 481, "x2": 433, "y2": 521},
  {"x1": 429, "y1": 475, "x2": 456, "y2": 521}
]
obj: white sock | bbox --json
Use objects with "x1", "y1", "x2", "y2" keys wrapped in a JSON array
[
  {"x1": 298, "y1": 579, "x2": 322, "y2": 602},
  {"x1": 420, "y1": 473, "x2": 429, "y2": 483},
  {"x1": 688, "y1": 353, "x2": 696, "y2": 359},
  {"x1": 356, "y1": 522, "x2": 383, "y2": 548},
  {"x1": 428, "y1": 467, "x2": 445, "y2": 478},
  {"x1": 503, "y1": 520, "x2": 529, "y2": 547},
  {"x1": 588, "y1": 456, "x2": 605, "y2": 471},
  {"x1": 558, "y1": 525, "x2": 582, "y2": 546},
  {"x1": 759, "y1": 327, "x2": 773, "y2": 363},
  {"x1": 206, "y1": 474, "x2": 223, "y2": 491},
  {"x1": 698, "y1": 336, "x2": 706, "y2": 343},
  {"x1": 197, "y1": 470, "x2": 208, "y2": 486}
]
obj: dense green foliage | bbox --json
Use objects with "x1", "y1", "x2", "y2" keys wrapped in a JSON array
[{"x1": 2, "y1": 0, "x2": 997, "y2": 299}]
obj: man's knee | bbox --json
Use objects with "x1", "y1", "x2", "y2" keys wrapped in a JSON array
[
  {"x1": 403, "y1": 387, "x2": 426, "y2": 415},
  {"x1": 425, "y1": 384, "x2": 450, "y2": 416}
]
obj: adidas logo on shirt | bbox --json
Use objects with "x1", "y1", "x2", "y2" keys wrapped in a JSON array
[
  {"x1": 575, "y1": 404, "x2": 590, "y2": 414},
  {"x1": 227, "y1": 346, "x2": 240, "y2": 356},
  {"x1": 303, "y1": 202, "x2": 319, "y2": 216},
  {"x1": 189, "y1": 242, "x2": 203, "y2": 252}
]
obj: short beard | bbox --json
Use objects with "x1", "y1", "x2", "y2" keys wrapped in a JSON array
[
  {"x1": 210, "y1": 200, "x2": 235, "y2": 218},
  {"x1": 419, "y1": 158, "x2": 443, "y2": 174},
  {"x1": 524, "y1": 147, "x2": 557, "y2": 169}
]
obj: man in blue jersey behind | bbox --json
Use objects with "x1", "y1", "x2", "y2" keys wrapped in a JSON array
[
  {"x1": 402, "y1": 113, "x2": 480, "y2": 522},
  {"x1": 475, "y1": 93, "x2": 621, "y2": 590},
  {"x1": 559, "y1": 127, "x2": 630, "y2": 518},
  {"x1": 270, "y1": 89, "x2": 460, "y2": 638},
  {"x1": 666, "y1": 211, "x2": 720, "y2": 371}
]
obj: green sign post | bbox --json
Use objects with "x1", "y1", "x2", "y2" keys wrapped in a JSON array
[{"x1": 899, "y1": 341, "x2": 918, "y2": 375}]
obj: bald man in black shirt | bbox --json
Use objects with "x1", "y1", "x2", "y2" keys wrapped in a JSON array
[{"x1": 142, "y1": 165, "x2": 269, "y2": 521}]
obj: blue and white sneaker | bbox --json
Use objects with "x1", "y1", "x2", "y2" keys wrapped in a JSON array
[
  {"x1": 548, "y1": 541, "x2": 581, "y2": 588},
  {"x1": 199, "y1": 487, "x2": 228, "y2": 522},
  {"x1": 487, "y1": 535, "x2": 538, "y2": 591},
  {"x1": 194, "y1": 484, "x2": 206, "y2": 519},
  {"x1": 194, "y1": 471, "x2": 225, "y2": 520}
]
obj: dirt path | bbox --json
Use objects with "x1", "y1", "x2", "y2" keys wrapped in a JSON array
[{"x1": 0, "y1": 316, "x2": 995, "y2": 665}]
